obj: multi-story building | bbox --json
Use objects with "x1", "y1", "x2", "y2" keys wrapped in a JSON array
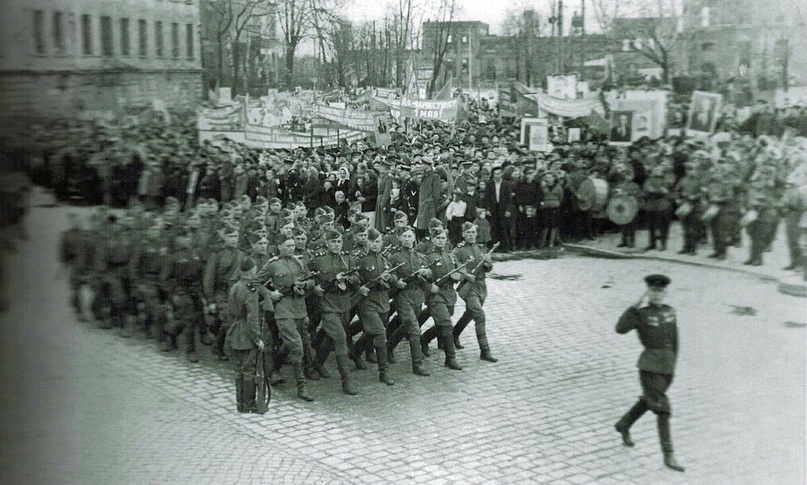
[
  {"x1": 420, "y1": 20, "x2": 489, "y2": 91},
  {"x1": 0, "y1": 0, "x2": 203, "y2": 118},
  {"x1": 676, "y1": 0, "x2": 807, "y2": 90}
]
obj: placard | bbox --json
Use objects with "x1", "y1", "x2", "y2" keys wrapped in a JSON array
[
  {"x1": 687, "y1": 91, "x2": 722, "y2": 136},
  {"x1": 520, "y1": 118, "x2": 550, "y2": 152},
  {"x1": 608, "y1": 111, "x2": 634, "y2": 146}
]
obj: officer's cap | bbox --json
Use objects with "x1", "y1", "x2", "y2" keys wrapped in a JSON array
[
  {"x1": 324, "y1": 229, "x2": 342, "y2": 241},
  {"x1": 644, "y1": 274, "x2": 671, "y2": 288}
]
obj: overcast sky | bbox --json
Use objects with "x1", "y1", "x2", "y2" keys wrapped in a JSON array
[{"x1": 340, "y1": 0, "x2": 603, "y2": 36}]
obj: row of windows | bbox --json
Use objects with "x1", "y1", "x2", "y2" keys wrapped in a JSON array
[{"x1": 32, "y1": 10, "x2": 194, "y2": 60}]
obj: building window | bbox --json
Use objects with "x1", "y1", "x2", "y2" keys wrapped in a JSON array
[
  {"x1": 186, "y1": 24, "x2": 194, "y2": 59},
  {"x1": 447, "y1": 34, "x2": 452, "y2": 43},
  {"x1": 81, "y1": 14, "x2": 92, "y2": 55},
  {"x1": 100, "y1": 16, "x2": 113, "y2": 56},
  {"x1": 138, "y1": 19, "x2": 147, "y2": 57},
  {"x1": 622, "y1": 39, "x2": 630, "y2": 51},
  {"x1": 702, "y1": 42, "x2": 715, "y2": 52},
  {"x1": 171, "y1": 22, "x2": 179, "y2": 59},
  {"x1": 155, "y1": 21, "x2": 164, "y2": 57},
  {"x1": 633, "y1": 38, "x2": 643, "y2": 50},
  {"x1": 53, "y1": 12, "x2": 64, "y2": 55},
  {"x1": 120, "y1": 18, "x2": 130, "y2": 56},
  {"x1": 461, "y1": 35, "x2": 468, "y2": 44},
  {"x1": 33, "y1": 10, "x2": 45, "y2": 54},
  {"x1": 700, "y1": 7, "x2": 710, "y2": 27}
]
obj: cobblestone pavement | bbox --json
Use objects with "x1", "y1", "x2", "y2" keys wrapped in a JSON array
[{"x1": 1, "y1": 207, "x2": 804, "y2": 485}]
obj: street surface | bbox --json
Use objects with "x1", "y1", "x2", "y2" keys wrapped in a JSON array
[{"x1": 1, "y1": 206, "x2": 804, "y2": 485}]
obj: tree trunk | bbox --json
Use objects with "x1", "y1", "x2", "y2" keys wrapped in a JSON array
[
  {"x1": 217, "y1": 33, "x2": 225, "y2": 86},
  {"x1": 232, "y1": 41, "x2": 241, "y2": 95},
  {"x1": 285, "y1": 45, "x2": 297, "y2": 89}
]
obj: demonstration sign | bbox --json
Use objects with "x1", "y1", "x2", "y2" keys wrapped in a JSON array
[
  {"x1": 398, "y1": 97, "x2": 459, "y2": 121},
  {"x1": 311, "y1": 103, "x2": 378, "y2": 132}
]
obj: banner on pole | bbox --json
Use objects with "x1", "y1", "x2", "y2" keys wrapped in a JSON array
[
  {"x1": 399, "y1": 97, "x2": 459, "y2": 121},
  {"x1": 311, "y1": 103, "x2": 379, "y2": 132}
]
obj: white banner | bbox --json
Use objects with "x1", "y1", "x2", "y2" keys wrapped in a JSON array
[{"x1": 311, "y1": 103, "x2": 378, "y2": 132}]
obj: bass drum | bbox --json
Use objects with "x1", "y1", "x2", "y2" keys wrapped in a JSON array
[
  {"x1": 607, "y1": 194, "x2": 639, "y2": 225},
  {"x1": 577, "y1": 178, "x2": 609, "y2": 212}
]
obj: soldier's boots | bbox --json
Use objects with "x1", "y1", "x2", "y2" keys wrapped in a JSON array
[
  {"x1": 420, "y1": 337, "x2": 431, "y2": 357},
  {"x1": 118, "y1": 315, "x2": 134, "y2": 338},
  {"x1": 409, "y1": 335, "x2": 431, "y2": 376},
  {"x1": 375, "y1": 345, "x2": 395, "y2": 386},
  {"x1": 365, "y1": 347, "x2": 377, "y2": 363},
  {"x1": 336, "y1": 355, "x2": 358, "y2": 396},
  {"x1": 292, "y1": 362, "x2": 314, "y2": 402},
  {"x1": 615, "y1": 400, "x2": 647, "y2": 447},
  {"x1": 235, "y1": 376, "x2": 245, "y2": 413},
  {"x1": 478, "y1": 333, "x2": 497, "y2": 362},
  {"x1": 615, "y1": 423, "x2": 634, "y2": 447},
  {"x1": 242, "y1": 377, "x2": 257, "y2": 413},
  {"x1": 386, "y1": 342, "x2": 396, "y2": 363},
  {"x1": 658, "y1": 414, "x2": 684, "y2": 472},
  {"x1": 187, "y1": 351, "x2": 199, "y2": 363},
  {"x1": 663, "y1": 453, "x2": 685, "y2": 472},
  {"x1": 453, "y1": 336, "x2": 464, "y2": 349},
  {"x1": 350, "y1": 335, "x2": 369, "y2": 370},
  {"x1": 441, "y1": 327, "x2": 462, "y2": 370}
]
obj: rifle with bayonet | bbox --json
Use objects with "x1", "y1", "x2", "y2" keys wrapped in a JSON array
[
  {"x1": 254, "y1": 284, "x2": 270, "y2": 414},
  {"x1": 432, "y1": 259, "x2": 473, "y2": 287}
]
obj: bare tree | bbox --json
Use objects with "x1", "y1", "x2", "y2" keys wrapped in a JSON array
[
  {"x1": 590, "y1": 0, "x2": 637, "y2": 32},
  {"x1": 612, "y1": 0, "x2": 682, "y2": 83},
  {"x1": 230, "y1": 0, "x2": 273, "y2": 94},
  {"x1": 424, "y1": 0, "x2": 457, "y2": 98},
  {"x1": 205, "y1": 0, "x2": 235, "y2": 87},
  {"x1": 277, "y1": 0, "x2": 315, "y2": 89}
]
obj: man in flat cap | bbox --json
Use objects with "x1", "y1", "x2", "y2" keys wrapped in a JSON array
[{"x1": 615, "y1": 274, "x2": 685, "y2": 472}]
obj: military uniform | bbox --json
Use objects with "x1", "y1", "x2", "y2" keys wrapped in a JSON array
[
  {"x1": 674, "y1": 173, "x2": 705, "y2": 254},
  {"x1": 204, "y1": 244, "x2": 246, "y2": 358},
  {"x1": 129, "y1": 236, "x2": 167, "y2": 340},
  {"x1": 386, "y1": 245, "x2": 431, "y2": 375},
  {"x1": 95, "y1": 222, "x2": 134, "y2": 332},
  {"x1": 421, "y1": 246, "x2": 463, "y2": 369},
  {"x1": 160, "y1": 246, "x2": 206, "y2": 360},
  {"x1": 314, "y1": 249, "x2": 360, "y2": 395},
  {"x1": 262, "y1": 254, "x2": 315, "y2": 401},
  {"x1": 352, "y1": 249, "x2": 397, "y2": 384},
  {"x1": 451, "y1": 242, "x2": 496, "y2": 361},
  {"x1": 614, "y1": 274, "x2": 684, "y2": 472},
  {"x1": 227, "y1": 277, "x2": 273, "y2": 413}
]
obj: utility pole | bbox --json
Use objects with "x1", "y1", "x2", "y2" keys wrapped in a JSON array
[{"x1": 468, "y1": 27, "x2": 473, "y2": 95}]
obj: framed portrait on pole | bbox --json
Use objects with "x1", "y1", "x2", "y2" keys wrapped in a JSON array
[
  {"x1": 687, "y1": 91, "x2": 722, "y2": 136},
  {"x1": 520, "y1": 118, "x2": 550, "y2": 152},
  {"x1": 608, "y1": 110, "x2": 634, "y2": 146}
]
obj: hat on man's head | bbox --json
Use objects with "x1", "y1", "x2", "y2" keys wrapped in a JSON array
[
  {"x1": 394, "y1": 210, "x2": 408, "y2": 222},
  {"x1": 428, "y1": 218, "x2": 444, "y2": 230},
  {"x1": 324, "y1": 229, "x2": 343, "y2": 241},
  {"x1": 644, "y1": 274, "x2": 671, "y2": 288},
  {"x1": 462, "y1": 221, "x2": 477, "y2": 232}
]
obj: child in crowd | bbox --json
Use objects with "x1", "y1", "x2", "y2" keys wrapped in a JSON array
[
  {"x1": 445, "y1": 188, "x2": 467, "y2": 245},
  {"x1": 473, "y1": 206, "x2": 492, "y2": 249}
]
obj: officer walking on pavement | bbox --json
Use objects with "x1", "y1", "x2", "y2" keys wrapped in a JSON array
[{"x1": 614, "y1": 274, "x2": 685, "y2": 472}]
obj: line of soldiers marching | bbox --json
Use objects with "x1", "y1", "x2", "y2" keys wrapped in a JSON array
[{"x1": 60, "y1": 195, "x2": 498, "y2": 412}]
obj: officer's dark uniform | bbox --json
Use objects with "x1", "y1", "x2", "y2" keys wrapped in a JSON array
[
  {"x1": 160, "y1": 242, "x2": 206, "y2": 361},
  {"x1": 615, "y1": 274, "x2": 685, "y2": 472}
]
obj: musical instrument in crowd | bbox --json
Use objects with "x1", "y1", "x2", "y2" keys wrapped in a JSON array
[
  {"x1": 701, "y1": 204, "x2": 720, "y2": 222},
  {"x1": 607, "y1": 195, "x2": 639, "y2": 225},
  {"x1": 577, "y1": 178, "x2": 609, "y2": 212}
]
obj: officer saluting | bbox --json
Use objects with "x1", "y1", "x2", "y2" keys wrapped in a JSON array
[{"x1": 615, "y1": 274, "x2": 685, "y2": 472}]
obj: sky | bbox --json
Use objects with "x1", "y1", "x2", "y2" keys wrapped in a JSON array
[{"x1": 341, "y1": 0, "x2": 604, "y2": 36}]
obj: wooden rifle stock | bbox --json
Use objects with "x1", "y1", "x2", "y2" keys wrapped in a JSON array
[{"x1": 456, "y1": 242, "x2": 499, "y2": 294}]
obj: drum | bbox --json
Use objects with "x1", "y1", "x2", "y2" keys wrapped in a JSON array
[
  {"x1": 701, "y1": 204, "x2": 720, "y2": 222},
  {"x1": 577, "y1": 178, "x2": 608, "y2": 212},
  {"x1": 674, "y1": 202, "x2": 692, "y2": 218},
  {"x1": 607, "y1": 195, "x2": 639, "y2": 225},
  {"x1": 740, "y1": 209, "x2": 758, "y2": 227}
]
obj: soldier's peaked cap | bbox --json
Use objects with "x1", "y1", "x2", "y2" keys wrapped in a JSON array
[{"x1": 644, "y1": 274, "x2": 671, "y2": 288}]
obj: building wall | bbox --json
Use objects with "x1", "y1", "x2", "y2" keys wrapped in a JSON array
[{"x1": 0, "y1": 0, "x2": 202, "y2": 117}]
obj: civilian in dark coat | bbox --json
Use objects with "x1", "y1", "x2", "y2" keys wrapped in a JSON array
[{"x1": 482, "y1": 166, "x2": 514, "y2": 252}]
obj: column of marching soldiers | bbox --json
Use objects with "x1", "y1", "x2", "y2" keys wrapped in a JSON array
[{"x1": 60, "y1": 194, "x2": 498, "y2": 410}]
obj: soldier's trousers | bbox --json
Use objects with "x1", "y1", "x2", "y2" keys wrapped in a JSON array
[
  {"x1": 747, "y1": 218, "x2": 778, "y2": 262},
  {"x1": 169, "y1": 291, "x2": 205, "y2": 353},
  {"x1": 617, "y1": 371, "x2": 676, "y2": 453},
  {"x1": 786, "y1": 212, "x2": 806, "y2": 267},
  {"x1": 710, "y1": 210, "x2": 732, "y2": 256},
  {"x1": 275, "y1": 318, "x2": 306, "y2": 365},
  {"x1": 231, "y1": 348, "x2": 258, "y2": 412},
  {"x1": 388, "y1": 300, "x2": 425, "y2": 368},
  {"x1": 646, "y1": 209, "x2": 671, "y2": 246},
  {"x1": 318, "y1": 311, "x2": 350, "y2": 361},
  {"x1": 452, "y1": 293, "x2": 487, "y2": 343},
  {"x1": 681, "y1": 212, "x2": 703, "y2": 252},
  {"x1": 424, "y1": 300, "x2": 456, "y2": 361}
]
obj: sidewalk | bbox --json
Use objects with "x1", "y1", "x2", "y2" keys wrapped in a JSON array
[{"x1": 561, "y1": 220, "x2": 806, "y2": 297}]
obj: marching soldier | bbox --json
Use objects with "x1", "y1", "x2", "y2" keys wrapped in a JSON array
[
  {"x1": 614, "y1": 274, "x2": 685, "y2": 472},
  {"x1": 312, "y1": 230, "x2": 362, "y2": 395},
  {"x1": 94, "y1": 214, "x2": 135, "y2": 334},
  {"x1": 203, "y1": 229, "x2": 245, "y2": 361},
  {"x1": 226, "y1": 257, "x2": 272, "y2": 413},
  {"x1": 451, "y1": 222, "x2": 497, "y2": 362},
  {"x1": 420, "y1": 227, "x2": 464, "y2": 370},
  {"x1": 159, "y1": 226, "x2": 207, "y2": 362},
  {"x1": 386, "y1": 226, "x2": 432, "y2": 376},
  {"x1": 262, "y1": 237, "x2": 315, "y2": 401},
  {"x1": 351, "y1": 229, "x2": 397, "y2": 385},
  {"x1": 129, "y1": 221, "x2": 168, "y2": 340}
]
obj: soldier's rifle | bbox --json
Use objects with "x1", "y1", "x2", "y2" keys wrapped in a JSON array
[
  {"x1": 433, "y1": 259, "x2": 473, "y2": 287},
  {"x1": 253, "y1": 282, "x2": 270, "y2": 414},
  {"x1": 265, "y1": 271, "x2": 320, "y2": 297},
  {"x1": 320, "y1": 267, "x2": 361, "y2": 292},
  {"x1": 455, "y1": 242, "x2": 499, "y2": 294}
]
